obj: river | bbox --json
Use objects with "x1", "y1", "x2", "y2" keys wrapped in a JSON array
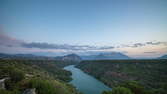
[{"x1": 64, "y1": 65, "x2": 111, "y2": 94}]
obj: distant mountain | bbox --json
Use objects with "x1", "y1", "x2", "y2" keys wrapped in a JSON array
[
  {"x1": 0, "y1": 52, "x2": 130, "y2": 61},
  {"x1": 159, "y1": 54, "x2": 167, "y2": 59},
  {"x1": 0, "y1": 53, "x2": 82, "y2": 62},
  {"x1": 0, "y1": 53, "x2": 55, "y2": 60},
  {"x1": 55, "y1": 54, "x2": 82, "y2": 62},
  {"x1": 32, "y1": 52, "x2": 65, "y2": 57},
  {"x1": 81, "y1": 52, "x2": 130, "y2": 60},
  {"x1": 0, "y1": 53, "x2": 34, "y2": 58}
]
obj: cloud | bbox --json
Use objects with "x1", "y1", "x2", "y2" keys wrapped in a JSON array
[
  {"x1": 0, "y1": 32, "x2": 115, "y2": 53},
  {"x1": 121, "y1": 41, "x2": 167, "y2": 48},
  {"x1": 0, "y1": 31, "x2": 167, "y2": 57},
  {"x1": 132, "y1": 43, "x2": 145, "y2": 47},
  {"x1": 0, "y1": 32, "x2": 23, "y2": 47},
  {"x1": 98, "y1": 46, "x2": 115, "y2": 49},
  {"x1": 144, "y1": 51, "x2": 157, "y2": 53},
  {"x1": 21, "y1": 41, "x2": 167, "y2": 50},
  {"x1": 21, "y1": 42, "x2": 115, "y2": 51},
  {"x1": 121, "y1": 43, "x2": 145, "y2": 48},
  {"x1": 146, "y1": 41, "x2": 167, "y2": 45}
]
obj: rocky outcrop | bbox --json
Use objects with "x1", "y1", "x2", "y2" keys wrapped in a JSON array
[
  {"x1": 0, "y1": 77, "x2": 10, "y2": 89},
  {"x1": 22, "y1": 88, "x2": 36, "y2": 94},
  {"x1": 0, "y1": 79, "x2": 5, "y2": 89}
]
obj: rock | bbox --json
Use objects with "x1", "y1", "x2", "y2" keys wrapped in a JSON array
[
  {"x1": 22, "y1": 88, "x2": 36, "y2": 94},
  {"x1": 0, "y1": 79, "x2": 5, "y2": 89},
  {"x1": 0, "y1": 77, "x2": 10, "y2": 89}
]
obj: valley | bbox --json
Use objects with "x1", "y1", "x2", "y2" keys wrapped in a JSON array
[
  {"x1": 0, "y1": 53, "x2": 167, "y2": 94},
  {"x1": 1, "y1": 0, "x2": 167, "y2": 94}
]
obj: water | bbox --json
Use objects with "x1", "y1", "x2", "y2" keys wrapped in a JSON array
[{"x1": 64, "y1": 65, "x2": 111, "y2": 94}]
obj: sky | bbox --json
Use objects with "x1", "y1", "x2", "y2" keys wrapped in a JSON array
[{"x1": 0, "y1": 0, "x2": 167, "y2": 58}]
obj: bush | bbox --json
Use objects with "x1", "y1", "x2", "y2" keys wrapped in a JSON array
[
  {"x1": 10, "y1": 69, "x2": 25, "y2": 83},
  {"x1": 0, "y1": 89, "x2": 21, "y2": 94},
  {"x1": 29, "y1": 78, "x2": 57, "y2": 94},
  {"x1": 3, "y1": 67, "x2": 25, "y2": 90},
  {"x1": 103, "y1": 87, "x2": 133, "y2": 94},
  {"x1": 0, "y1": 66, "x2": 25, "y2": 82},
  {"x1": 111, "y1": 87, "x2": 133, "y2": 94},
  {"x1": 102, "y1": 91, "x2": 112, "y2": 94},
  {"x1": 0, "y1": 89, "x2": 11, "y2": 94},
  {"x1": 120, "y1": 81, "x2": 146, "y2": 94}
]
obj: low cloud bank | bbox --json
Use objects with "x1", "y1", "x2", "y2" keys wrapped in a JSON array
[{"x1": 0, "y1": 32, "x2": 167, "y2": 57}]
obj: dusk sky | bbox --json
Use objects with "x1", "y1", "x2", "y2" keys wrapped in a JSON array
[{"x1": 0, "y1": 0, "x2": 167, "y2": 58}]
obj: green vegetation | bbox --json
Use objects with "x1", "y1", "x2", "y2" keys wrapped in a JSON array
[
  {"x1": 76, "y1": 59, "x2": 167, "y2": 94},
  {"x1": 0, "y1": 59, "x2": 80, "y2": 94},
  {"x1": 0, "y1": 59, "x2": 75, "y2": 82},
  {"x1": 28, "y1": 78, "x2": 80, "y2": 94},
  {"x1": 103, "y1": 86, "x2": 133, "y2": 94},
  {"x1": 102, "y1": 81, "x2": 167, "y2": 94}
]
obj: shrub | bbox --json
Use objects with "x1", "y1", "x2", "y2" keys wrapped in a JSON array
[
  {"x1": 0, "y1": 89, "x2": 11, "y2": 94},
  {"x1": 0, "y1": 89, "x2": 21, "y2": 94},
  {"x1": 10, "y1": 69, "x2": 25, "y2": 83},
  {"x1": 102, "y1": 87, "x2": 133, "y2": 94},
  {"x1": 111, "y1": 87, "x2": 133, "y2": 94},
  {"x1": 29, "y1": 78, "x2": 57, "y2": 94},
  {"x1": 120, "y1": 81, "x2": 146, "y2": 94},
  {"x1": 102, "y1": 90, "x2": 112, "y2": 94}
]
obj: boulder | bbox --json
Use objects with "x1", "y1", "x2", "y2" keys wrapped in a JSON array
[
  {"x1": 22, "y1": 88, "x2": 36, "y2": 94},
  {"x1": 0, "y1": 77, "x2": 10, "y2": 89}
]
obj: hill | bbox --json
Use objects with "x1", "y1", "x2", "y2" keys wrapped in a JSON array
[
  {"x1": 0, "y1": 53, "x2": 82, "y2": 62},
  {"x1": 77, "y1": 59, "x2": 167, "y2": 94},
  {"x1": 0, "y1": 59, "x2": 81, "y2": 94},
  {"x1": 55, "y1": 54, "x2": 82, "y2": 62},
  {"x1": 0, "y1": 53, "x2": 55, "y2": 60}
]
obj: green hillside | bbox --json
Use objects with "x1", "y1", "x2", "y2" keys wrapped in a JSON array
[
  {"x1": 77, "y1": 59, "x2": 167, "y2": 94},
  {"x1": 0, "y1": 59, "x2": 81, "y2": 94}
]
